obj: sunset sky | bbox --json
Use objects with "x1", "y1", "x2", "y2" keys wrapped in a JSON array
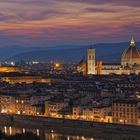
[{"x1": 0, "y1": 0, "x2": 140, "y2": 47}]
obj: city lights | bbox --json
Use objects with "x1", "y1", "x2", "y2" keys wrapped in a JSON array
[{"x1": 0, "y1": 0, "x2": 139, "y2": 139}]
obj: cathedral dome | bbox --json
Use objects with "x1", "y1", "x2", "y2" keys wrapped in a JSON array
[{"x1": 121, "y1": 36, "x2": 140, "y2": 67}]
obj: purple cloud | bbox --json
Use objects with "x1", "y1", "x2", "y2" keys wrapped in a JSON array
[{"x1": 0, "y1": 0, "x2": 140, "y2": 47}]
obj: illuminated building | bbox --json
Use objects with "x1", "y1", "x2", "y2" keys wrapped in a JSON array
[
  {"x1": 77, "y1": 58, "x2": 87, "y2": 76},
  {"x1": 82, "y1": 58, "x2": 87, "y2": 76},
  {"x1": 0, "y1": 66, "x2": 22, "y2": 73},
  {"x1": 72, "y1": 106, "x2": 112, "y2": 123},
  {"x1": 121, "y1": 36, "x2": 140, "y2": 67},
  {"x1": 82, "y1": 106, "x2": 112, "y2": 122},
  {"x1": 112, "y1": 99, "x2": 140, "y2": 125},
  {"x1": 88, "y1": 48, "x2": 95, "y2": 75},
  {"x1": 0, "y1": 94, "x2": 15, "y2": 113},
  {"x1": 78, "y1": 37, "x2": 140, "y2": 75},
  {"x1": 1, "y1": 76, "x2": 42, "y2": 84},
  {"x1": 54, "y1": 63, "x2": 62, "y2": 70},
  {"x1": 72, "y1": 106, "x2": 82, "y2": 119},
  {"x1": 96, "y1": 61, "x2": 102, "y2": 75},
  {"x1": 84, "y1": 36, "x2": 140, "y2": 75},
  {"x1": 45, "y1": 101, "x2": 68, "y2": 117},
  {"x1": 0, "y1": 94, "x2": 43, "y2": 115},
  {"x1": 0, "y1": 73, "x2": 51, "y2": 84},
  {"x1": 15, "y1": 97, "x2": 37, "y2": 115}
]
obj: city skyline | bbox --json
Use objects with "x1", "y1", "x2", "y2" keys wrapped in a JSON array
[
  {"x1": 0, "y1": 1, "x2": 140, "y2": 140},
  {"x1": 0, "y1": 0, "x2": 140, "y2": 47}
]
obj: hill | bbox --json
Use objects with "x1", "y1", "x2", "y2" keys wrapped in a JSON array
[{"x1": 3, "y1": 42, "x2": 140, "y2": 63}]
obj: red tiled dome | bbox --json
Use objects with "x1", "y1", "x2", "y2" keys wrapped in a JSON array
[
  {"x1": 121, "y1": 37, "x2": 140, "y2": 66},
  {"x1": 122, "y1": 46, "x2": 140, "y2": 59}
]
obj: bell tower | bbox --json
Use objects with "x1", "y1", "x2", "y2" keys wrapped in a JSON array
[{"x1": 87, "y1": 48, "x2": 95, "y2": 75}]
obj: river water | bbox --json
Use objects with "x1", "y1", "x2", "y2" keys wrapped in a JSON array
[{"x1": 0, "y1": 125, "x2": 140, "y2": 140}]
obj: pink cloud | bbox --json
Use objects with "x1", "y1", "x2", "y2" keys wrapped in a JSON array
[{"x1": 0, "y1": 0, "x2": 140, "y2": 46}]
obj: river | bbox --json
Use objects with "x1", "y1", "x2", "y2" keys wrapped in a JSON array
[{"x1": 0, "y1": 125, "x2": 140, "y2": 140}]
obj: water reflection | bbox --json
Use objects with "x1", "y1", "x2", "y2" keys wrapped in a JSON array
[
  {"x1": 9, "y1": 126, "x2": 12, "y2": 135},
  {"x1": 0, "y1": 126, "x2": 140, "y2": 140},
  {"x1": 37, "y1": 129, "x2": 40, "y2": 136},
  {"x1": 23, "y1": 128, "x2": 25, "y2": 133}
]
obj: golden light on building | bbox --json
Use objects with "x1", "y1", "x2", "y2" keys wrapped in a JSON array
[
  {"x1": 23, "y1": 128, "x2": 26, "y2": 133},
  {"x1": 101, "y1": 117, "x2": 104, "y2": 122},
  {"x1": 36, "y1": 129, "x2": 40, "y2": 136},
  {"x1": 0, "y1": 67, "x2": 22, "y2": 73},
  {"x1": 1, "y1": 75, "x2": 51, "y2": 84},
  {"x1": 4, "y1": 126, "x2": 7, "y2": 134},
  {"x1": 77, "y1": 59, "x2": 87, "y2": 76},
  {"x1": 54, "y1": 63, "x2": 61, "y2": 70},
  {"x1": 55, "y1": 63, "x2": 60, "y2": 67},
  {"x1": 9, "y1": 126, "x2": 12, "y2": 135},
  {"x1": 120, "y1": 119, "x2": 123, "y2": 123},
  {"x1": 17, "y1": 111, "x2": 20, "y2": 115},
  {"x1": 88, "y1": 48, "x2": 95, "y2": 75},
  {"x1": 112, "y1": 100, "x2": 140, "y2": 125},
  {"x1": 96, "y1": 61, "x2": 102, "y2": 75},
  {"x1": 82, "y1": 60, "x2": 87, "y2": 76}
]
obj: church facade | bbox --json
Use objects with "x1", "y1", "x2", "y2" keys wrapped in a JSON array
[{"x1": 87, "y1": 36, "x2": 140, "y2": 75}]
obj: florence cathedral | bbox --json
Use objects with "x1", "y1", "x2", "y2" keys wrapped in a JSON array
[{"x1": 78, "y1": 36, "x2": 140, "y2": 75}]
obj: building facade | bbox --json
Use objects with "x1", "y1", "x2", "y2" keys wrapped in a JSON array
[
  {"x1": 86, "y1": 37, "x2": 140, "y2": 75},
  {"x1": 121, "y1": 36, "x2": 140, "y2": 67},
  {"x1": 45, "y1": 101, "x2": 68, "y2": 117},
  {"x1": 0, "y1": 94, "x2": 43, "y2": 115},
  {"x1": 0, "y1": 75, "x2": 51, "y2": 84},
  {"x1": 0, "y1": 94, "x2": 15, "y2": 113},
  {"x1": 112, "y1": 99, "x2": 140, "y2": 125},
  {"x1": 88, "y1": 48, "x2": 95, "y2": 75}
]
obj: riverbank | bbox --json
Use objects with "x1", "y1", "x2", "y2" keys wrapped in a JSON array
[{"x1": 0, "y1": 113, "x2": 140, "y2": 137}]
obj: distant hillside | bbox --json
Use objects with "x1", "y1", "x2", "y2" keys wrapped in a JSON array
[
  {"x1": 3, "y1": 42, "x2": 140, "y2": 63},
  {"x1": 7, "y1": 49, "x2": 121, "y2": 63}
]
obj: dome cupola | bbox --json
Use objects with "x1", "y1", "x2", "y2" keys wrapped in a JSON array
[{"x1": 121, "y1": 36, "x2": 140, "y2": 67}]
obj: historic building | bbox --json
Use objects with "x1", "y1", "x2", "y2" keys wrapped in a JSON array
[
  {"x1": 112, "y1": 99, "x2": 140, "y2": 125},
  {"x1": 72, "y1": 106, "x2": 112, "y2": 123},
  {"x1": 45, "y1": 101, "x2": 68, "y2": 117},
  {"x1": 0, "y1": 94, "x2": 15, "y2": 113},
  {"x1": 0, "y1": 73, "x2": 51, "y2": 84},
  {"x1": 121, "y1": 36, "x2": 140, "y2": 67},
  {"x1": 0, "y1": 66, "x2": 22, "y2": 73},
  {"x1": 86, "y1": 36, "x2": 140, "y2": 75},
  {"x1": 1, "y1": 75, "x2": 43, "y2": 84},
  {"x1": 0, "y1": 93, "x2": 42, "y2": 115},
  {"x1": 88, "y1": 48, "x2": 96, "y2": 75},
  {"x1": 76, "y1": 58, "x2": 87, "y2": 76}
]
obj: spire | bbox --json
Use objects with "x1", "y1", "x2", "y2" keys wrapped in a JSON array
[{"x1": 130, "y1": 36, "x2": 135, "y2": 47}]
